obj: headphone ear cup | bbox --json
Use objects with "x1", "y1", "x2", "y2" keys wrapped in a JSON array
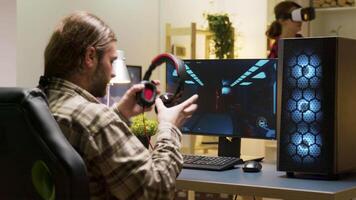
[
  {"x1": 136, "y1": 81, "x2": 157, "y2": 107},
  {"x1": 154, "y1": 93, "x2": 175, "y2": 114},
  {"x1": 159, "y1": 93, "x2": 175, "y2": 107}
]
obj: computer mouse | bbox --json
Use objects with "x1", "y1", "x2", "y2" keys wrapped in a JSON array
[{"x1": 242, "y1": 160, "x2": 262, "y2": 172}]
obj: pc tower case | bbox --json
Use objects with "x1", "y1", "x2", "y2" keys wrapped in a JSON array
[{"x1": 277, "y1": 37, "x2": 356, "y2": 177}]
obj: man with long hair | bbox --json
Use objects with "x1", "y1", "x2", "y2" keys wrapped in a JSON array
[{"x1": 40, "y1": 11, "x2": 198, "y2": 199}]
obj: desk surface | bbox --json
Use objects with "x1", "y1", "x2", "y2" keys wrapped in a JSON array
[{"x1": 177, "y1": 163, "x2": 356, "y2": 200}]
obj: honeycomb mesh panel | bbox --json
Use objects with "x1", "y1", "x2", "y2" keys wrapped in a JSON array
[
  {"x1": 279, "y1": 38, "x2": 336, "y2": 174},
  {"x1": 284, "y1": 51, "x2": 323, "y2": 165}
]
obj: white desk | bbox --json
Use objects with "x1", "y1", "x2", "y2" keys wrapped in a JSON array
[{"x1": 177, "y1": 163, "x2": 356, "y2": 200}]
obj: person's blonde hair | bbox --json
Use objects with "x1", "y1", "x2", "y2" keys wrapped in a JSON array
[{"x1": 44, "y1": 11, "x2": 117, "y2": 78}]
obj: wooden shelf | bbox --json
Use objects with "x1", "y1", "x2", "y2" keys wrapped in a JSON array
[
  {"x1": 165, "y1": 23, "x2": 212, "y2": 59},
  {"x1": 315, "y1": 6, "x2": 356, "y2": 12},
  {"x1": 265, "y1": 144, "x2": 277, "y2": 148}
]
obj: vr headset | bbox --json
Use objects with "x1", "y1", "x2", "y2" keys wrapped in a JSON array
[{"x1": 279, "y1": 7, "x2": 315, "y2": 22}]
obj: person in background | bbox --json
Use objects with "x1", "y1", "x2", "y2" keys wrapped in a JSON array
[
  {"x1": 39, "y1": 11, "x2": 198, "y2": 200},
  {"x1": 266, "y1": 1, "x2": 304, "y2": 58}
]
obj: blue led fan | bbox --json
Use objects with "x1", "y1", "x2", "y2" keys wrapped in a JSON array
[{"x1": 285, "y1": 51, "x2": 323, "y2": 165}]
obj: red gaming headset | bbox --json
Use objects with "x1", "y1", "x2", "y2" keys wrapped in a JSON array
[{"x1": 136, "y1": 53, "x2": 187, "y2": 108}]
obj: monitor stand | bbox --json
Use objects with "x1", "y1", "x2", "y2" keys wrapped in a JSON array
[
  {"x1": 218, "y1": 137, "x2": 264, "y2": 162},
  {"x1": 218, "y1": 137, "x2": 241, "y2": 158}
]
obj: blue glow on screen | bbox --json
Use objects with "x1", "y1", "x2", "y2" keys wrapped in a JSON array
[
  {"x1": 222, "y1": 87, "x2": 231, "y2": 95},
  {"x1": 252, "y1": 72, "x2": 266, "y2": 79},
  {"x1": 166, "y1": 59, "x2": 277, "y2": 139},
  {"x1": 255, "y1": 59, "x2": 269, "y2": 67},
  {"x1": 240, "y1": 82, "x2": 252, "y2": 86}
]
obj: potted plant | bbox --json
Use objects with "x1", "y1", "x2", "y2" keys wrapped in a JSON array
[
  {"x1": 206, "y1": 13, "x2": 235, "y2": 59},
  {"x1": 130, "y1": 114, "x2": 158, "y2": 149}
]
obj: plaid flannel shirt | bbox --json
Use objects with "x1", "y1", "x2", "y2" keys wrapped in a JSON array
[{"x1": 46, "y1": 78, "x2": 183, "y2": 200}]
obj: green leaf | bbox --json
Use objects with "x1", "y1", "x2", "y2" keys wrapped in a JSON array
[
  {"x1": 206, "y1": 13, "x2": 235, "y2": 59},
  {"x1": 130, "y1": 114, "x2": 158, "y2": 136}
]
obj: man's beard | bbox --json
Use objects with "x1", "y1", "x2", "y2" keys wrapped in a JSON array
[{"x1": 90, "y1": 63, "x2": 110, "y2": 97}]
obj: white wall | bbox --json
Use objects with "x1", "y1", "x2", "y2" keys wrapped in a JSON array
[
  {"x1": 17, "y1": 0, "x2": 160, "y2": 87},
  {"x1": 0, "y1": 0, "x2": 16, "y2": 86}
]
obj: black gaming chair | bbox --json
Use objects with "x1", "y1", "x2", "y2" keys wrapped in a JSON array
[{"x1": 0, "y1": 88, "x2": 89, "y2": 199}]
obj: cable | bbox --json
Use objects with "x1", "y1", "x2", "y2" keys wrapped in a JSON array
[{"x1": 142, "y1": 110, "x2": 154, "y2": 150}]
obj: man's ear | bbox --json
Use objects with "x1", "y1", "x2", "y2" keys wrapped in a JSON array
[{"x1": 84, "y1": 46, "x2": 97, "y2": 69}]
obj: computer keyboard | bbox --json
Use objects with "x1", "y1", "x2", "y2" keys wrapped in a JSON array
[{"x1": 183, "y1": 154, "x2": 243, "y2": 171}]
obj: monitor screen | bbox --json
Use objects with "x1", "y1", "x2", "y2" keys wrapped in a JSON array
[
  {"x1": 99, "y1": 65, "x2": 142, "y2": 106},
  {"x1": 166, "y1": 59, "x2": 277, "y2": 139}
]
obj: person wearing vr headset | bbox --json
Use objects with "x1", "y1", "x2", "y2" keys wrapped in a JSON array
[
  {"x1": 38, "y1": 11, "x2": 198, "y2": 200},
  {"x1": 266, "y1": 1, "x2": 315, "y2": 58}
]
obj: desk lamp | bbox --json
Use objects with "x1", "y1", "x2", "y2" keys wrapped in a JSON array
[{"x1": 106, "y1": 50, "x2": 131, "y2": 106}]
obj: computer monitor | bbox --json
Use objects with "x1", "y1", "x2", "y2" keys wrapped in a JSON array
[
  {"x1": 99, "y1": 65, "x2": 142, "y2": 106},
  {"x1": 166, "y1": 59, "x2": 277, "y2": 140}
]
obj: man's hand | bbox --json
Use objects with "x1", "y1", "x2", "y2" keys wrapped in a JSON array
[
  {"x1": 155, "y1": 94, "x2": 198, "y2": 128},
  {"x1": 116, "y1": 80, "x2": 161, "y2": 119}
]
